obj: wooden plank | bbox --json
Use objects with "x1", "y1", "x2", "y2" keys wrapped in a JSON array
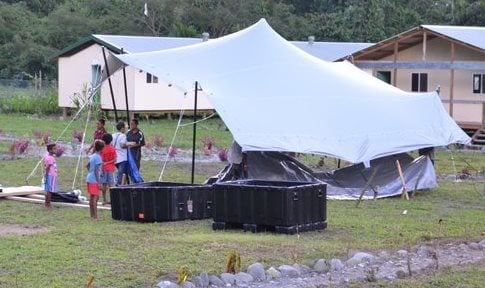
[
  {"x1": 449, "y1": 42, "x2": 455, "y2": 117},
  {"x1": 354, "y1": 61, "x2": 485, "y2": 70},
  {"x1": 393, "y1": 42, "x2": 398, "y2": 86},
  {"x1": 0, "y1": 186, "x2": 44, "y2": 198},
  {"x1": 7, "y1": 196, "x2": 111, "y2": 210},
  {"x1": 356, "y1": 167, "x2": 379, "y2": 208},
  {"x1": 422, "y1": 31, "x2": 427, "y2": 61},
  {"x1": 441, "y1": 99, "x2": 485, "y2": 104},
  {"x1": 26, "y1": 194, "x2": 106, "y2": 206},
  {"x1": 395, "y1": 160, "x2": 409, "y2": 200}
]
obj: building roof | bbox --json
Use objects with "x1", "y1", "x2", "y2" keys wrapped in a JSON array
[
  {"x1": 54, "y1": 34, "x2": 373, "y2": 62},
  {"x1": 349, "y1": 24, "x2": 485, "y2": 61},
  {"x1": 292, "y1": 41, "x2": 373, "y2": 61},
  {"x1": 93, "y1": 35, "x2": 203, "y2": 53},
  {"x1": 422, "y1": 25, "x2": 485, "y2": 50}
]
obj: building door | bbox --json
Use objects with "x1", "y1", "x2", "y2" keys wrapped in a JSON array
[{"x1": 91, "y1": 64, "x2": 101, "y2": 104}]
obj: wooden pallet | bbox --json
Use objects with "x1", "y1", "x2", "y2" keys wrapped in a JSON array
[{"x1": 7, "y1": 196, "x2": 111, "y2": 210}]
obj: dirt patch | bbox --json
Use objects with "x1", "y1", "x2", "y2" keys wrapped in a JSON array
[{"x1": 0, "y1": 224, "x2": 48, "y2": 237}]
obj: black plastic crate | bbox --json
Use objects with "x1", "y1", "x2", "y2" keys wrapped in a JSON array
[
  {"x1": 212, "y1": 180, "x2": 326, "y2": 233},
  {"x1": 110, "y1": 182, "x2": 213, "y2": 222}
]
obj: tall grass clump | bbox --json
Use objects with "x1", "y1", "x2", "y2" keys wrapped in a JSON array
[{"x1": 0, "y1": 86, "x2": 59, "y2": 115}]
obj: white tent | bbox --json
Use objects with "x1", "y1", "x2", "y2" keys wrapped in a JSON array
[{"x1": 110, "y1": 18, "x2": 470, "y2": 164}]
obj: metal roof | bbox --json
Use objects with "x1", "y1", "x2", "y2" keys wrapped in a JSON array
[
  {"x1": 54, "y1": 34, "x2": 373, "y2": 62},
  {"x1": 350, "y1": 24, "x2": 485, "y2": 61},
  {"x1": 292, "y1": 41, "x2": 373, "y2": 61},
  {"x1": 422, "y1": 25, "x2": 485, "y2": 50},
  {"x1": 96, "y1": 35, "x2": 373, "y2": 61},
  {"x1": 92, "y1": 35, "x2": 204, "y2": 53}
]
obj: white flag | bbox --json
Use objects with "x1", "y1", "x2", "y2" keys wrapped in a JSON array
[{"x1": 143, "y1": 3, "x2": 148, "y2": 16}]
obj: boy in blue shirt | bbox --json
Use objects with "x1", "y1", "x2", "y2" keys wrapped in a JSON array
[{"x1": 86, "y1": 140, "x2": 105, "y2": 220}]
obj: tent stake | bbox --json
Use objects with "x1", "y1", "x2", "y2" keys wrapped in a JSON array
[
  {"x1": 356, "y1": 166, "x2": 379, "y2": 207},
  {"x1": 191, "y1": 81, "x2": 199, "y2": 184},
  {"x1": 396, "y1": 159, "x2": 409, "y2": 200},
  {"x1": 102, "y1": 46, "x2": 118, "y2": 122}
]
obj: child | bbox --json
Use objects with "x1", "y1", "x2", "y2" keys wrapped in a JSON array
[
  {"x1": 43, "y1": 143, "x2": 58, "y2": 209},
  {"x1": 86, "y1": 140, "x2": 105, "y2": 220},
  {"x1": 100, "y1": 133, "x2": 116, "y2": 205},
  {"x1": 86, "y1": 118, "x2": 107, "y2": 154}
]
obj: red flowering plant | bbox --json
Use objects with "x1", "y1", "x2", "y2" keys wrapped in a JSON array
[
  {"x1": 153, "y1": 135, "x2": 164, "y2": 149},
  {"x1": 72, "y1": 130, "x2": 84, "y2": 143},
  {"x1": 55, "y1": 144, "x2": 67, "y2": 157},
  {"x1": 9, "y1": 139, "x2": 30, "y2": 159},
  {"x1": 167, "y1": 146, "x2": 178, "y2": 158},
  {"x1": 218, "y1": 148, "x2": 228, "y2": 162},
  {"x1": 201, "y1": 136, "x2": 215, "y2": 156},
  {"x1": 144, "y1": 141, "x2": 153, "y2": 150},
  {"x1": 33, "y1": 130, "x2": 51, "y2": 146}
]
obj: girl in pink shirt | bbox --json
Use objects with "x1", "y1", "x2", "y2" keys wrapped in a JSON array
[{"x1": 43, "y1": 143, "x2": 58, "y2": 209}]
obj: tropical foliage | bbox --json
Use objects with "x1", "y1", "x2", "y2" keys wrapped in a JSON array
[{"x1": 0, "y1": 0, "x2": 483, "y2": 80}]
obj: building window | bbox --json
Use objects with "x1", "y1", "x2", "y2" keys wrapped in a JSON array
[
  {"x1": 411, "y1": 73, "x2": 428, "y2": 92},
  {"x1": 473, "y1": 74, "x2": 484, "y2": 94},
  {"x1": 376, "y1": 71, "x2": 391, "y2": 84},
  {"x1": 146, "y1": 73, "x2": 158, "y2": 84}
]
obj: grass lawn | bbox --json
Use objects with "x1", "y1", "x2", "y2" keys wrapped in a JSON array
[{"x1": 0, "y1": 114, "x2": 484, "y2": 287}]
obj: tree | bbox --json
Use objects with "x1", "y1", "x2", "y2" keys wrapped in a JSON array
[{"x1": 454, "y1": 0, "x2": 485, "y2": 25}]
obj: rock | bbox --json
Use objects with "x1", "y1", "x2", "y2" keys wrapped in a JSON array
[
  {"x1": 156, "y1": 280, "x2": 179, "y2": 288},
  {"x1": 313, "y1": 259, "x2": 330, "y2": 273},
  {"x1": 199, "y1": 272, "x2": 209, "y2": 287},
  {"x1": 183, "y1": 281, "x2": 195, "y2": 288},
  {"x1": 378, "y1": 250, "x2": 390, "y2": 260},
  {"x1": 234, "y1": 272, "x2": 253, "y2": 285},
  {"x1": 220, "y1": 273, "x2": 236, "y2": 285},
  {"x1": 247, "y1": 262, "x2": 266, "y2": 281},
  {"x1": 417, "y1": 246, "x2": 431, "y2": 257},
  {"x1": 330, "y1": 259, "x2": 345, "y2": 271},
  {"x1": 291, "y1": 263, "x2": 302, "y2": 274},
  {"x1": 459, "y1": 243, "x2": 468, "y2": 250},
  {"x1": 479, "y1": 240, "x2": 485, "y2": 250},
  {"x1": 299, "y1": 264, "x2": 311, "y2": 275},
  {"x1": 209, "y1": 275, "x2": 224, "y2": 287},
  {"x1": 395, "y1": 270, "x2": 406, "y2": 279},
  {"x1": 266, "y1": 267, "x2": 281, "y2": 279},
  {"x1": 469, "y1": 242, "x2": 480, "y2": 250},
  {"x1": 278, "y1": 265, "x2": 300, "y2": 277},
  {"x1": 346, "y1": 252, "x2": 375, "y2": 267},
  {"x1": 397, "y1": 250, "x2": 408, "y2": 258},
  {"x1": 191, "y1": 276, "x2": 203, "y2": 287}
]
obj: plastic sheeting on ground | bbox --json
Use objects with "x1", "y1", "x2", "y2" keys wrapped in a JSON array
[
  {"x1": 209, "y1": 151, "x2": 436, "y2": 200},
  {"x1": 314, "y1": 153, "x2": 437, "y2": 200}
]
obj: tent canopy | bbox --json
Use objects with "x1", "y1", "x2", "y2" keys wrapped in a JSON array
[{"x1": 111, "y1": 18, "x2": 470, "y2": 163}]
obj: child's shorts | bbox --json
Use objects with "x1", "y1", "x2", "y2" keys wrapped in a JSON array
[
  {"x1": 44, "y1": 175, "x2": 57, "y2": 192},
  {"x1": 87, "y1": 183, "x2": 100, "y2": 196},
  {"x1": 100, "y1": 171, "x2": 115, "y2": 185}
]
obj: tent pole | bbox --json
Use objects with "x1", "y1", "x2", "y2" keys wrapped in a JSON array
[
  {"x1": 102, "y1": 46, "x2": 118, "y2": 122},
  {"x1": 191, "y1": 81, "x2": 199, "y2": 184},
  {"x1": 121, "y1": 48, "x2": 130, "y2": 125}
]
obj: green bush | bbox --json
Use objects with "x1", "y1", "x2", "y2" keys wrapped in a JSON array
[{"x1": 0, "y1": 87, "x2": 59, "y2": 115}]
